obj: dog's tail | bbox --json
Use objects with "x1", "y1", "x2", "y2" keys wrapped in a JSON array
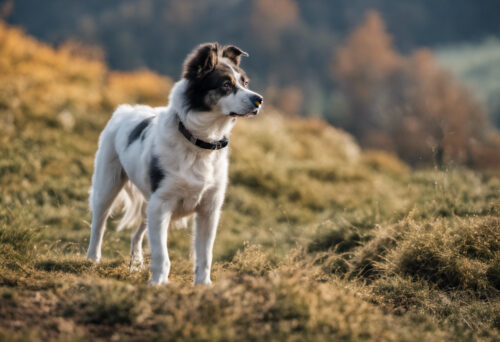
[
  {"x1": 109, "y1": 185, "x2": 190, "y2": 230},
  {"x1": 110, "y1": 181, "x2": 145, "y2": 232},
  {"x1": 89, "y1": 180, "x2": 189, "y2": 231}
]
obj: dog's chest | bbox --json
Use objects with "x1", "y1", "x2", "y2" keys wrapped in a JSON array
[{"x1": 171, "y1": 153, "x2": 219, "y2": 215}]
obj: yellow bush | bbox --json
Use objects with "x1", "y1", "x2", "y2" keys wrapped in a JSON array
[{"x1": 105, "y1": 70, "x2": 173, "y2": 108}]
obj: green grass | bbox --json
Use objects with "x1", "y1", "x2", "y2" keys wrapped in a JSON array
[{"x1": 0, "y1": 22, "x2": 499, "y2": 341}]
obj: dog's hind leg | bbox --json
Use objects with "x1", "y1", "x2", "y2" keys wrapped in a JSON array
[
  {"x1": 86, "y1": 140, "x2": 126, "y2": 262},
  {"x1": 130, "y1": 204, "x2": 147, "y2": 271}
]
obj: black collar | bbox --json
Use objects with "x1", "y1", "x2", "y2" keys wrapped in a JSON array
[{"x1": 178, "y1": 119, "x2": 229, "y2": 150}]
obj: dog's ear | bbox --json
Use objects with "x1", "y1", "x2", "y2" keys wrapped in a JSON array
[
  {"x1": 222, "y1": 45, "x2": 248, "y2": 66},
  {"x1": 183, "y1": 43, "x2": 220, "y2": 80}
]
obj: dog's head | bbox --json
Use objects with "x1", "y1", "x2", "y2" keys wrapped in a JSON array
[{"x1": 182, "y1": 43, "x2": 263, "y2": 117}]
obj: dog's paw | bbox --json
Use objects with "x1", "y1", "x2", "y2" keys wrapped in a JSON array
[
  {"x1": 86, "y1": 251, "x2": 101, "y2": 263},
  {"x1": 129, "y1": 257, "x2": 144, "y2": 272},
  {"x1": 194, "y1": 266, "x2": 212, "y2": 285},
  {"x1": 194, "y1": 278, "x2": 212, "y2": 286},
  {"x1": 147, "y1": 278, "x2": 169, "y2": 286},
  {"x1": 148, "y1": 272, "x2": 169, "y2": 285}
]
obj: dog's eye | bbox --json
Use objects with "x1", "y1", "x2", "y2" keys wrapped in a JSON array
[
  {"x1": 243, "y1": 80, "x2": 249, "y2": 87},
  {"x1": 223, "y1": 81, "x2": 232, "y2": 90}
]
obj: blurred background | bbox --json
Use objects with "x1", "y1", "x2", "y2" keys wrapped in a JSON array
[
  {"x1": 2, "y1": 0, "x2": 500, "y2": 168},
  {"x1": 2, "y1": 2, "x2": 500, "y2": 340}
]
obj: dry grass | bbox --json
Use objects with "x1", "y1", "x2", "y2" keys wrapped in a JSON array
[{"x1": 0, "y1": 22, "x2": 499, "y2": 341}]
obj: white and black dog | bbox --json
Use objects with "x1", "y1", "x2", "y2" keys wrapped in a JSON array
[{"x1": 86, "y1": 43, "x2": 263, "y2": 285}]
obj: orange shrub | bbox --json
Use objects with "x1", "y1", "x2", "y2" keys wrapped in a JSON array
[
  {"x1": 105, "y1": 70, "x2": 173, "y2": 108},
  {"x1": 0, "y1": 22, "x2": 172, "y2": 143}
]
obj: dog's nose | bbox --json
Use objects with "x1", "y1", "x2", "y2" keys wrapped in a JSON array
[{"x1": 250, "y1": 95, "x2": 263, "y2": 108}]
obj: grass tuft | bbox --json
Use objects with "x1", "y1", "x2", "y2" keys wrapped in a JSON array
[{"x1": 63, "y1": 280, "x2": 145, "y2": 326}]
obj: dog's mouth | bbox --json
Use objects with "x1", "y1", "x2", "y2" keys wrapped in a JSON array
[{"x1": 229, "y1": 109, "x2": 259, "y2": 117}]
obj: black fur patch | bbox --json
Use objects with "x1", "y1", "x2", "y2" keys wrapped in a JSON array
[
  {"x1": 149, "y1": 155, "x2": 164, "y2": 193},
  {"x1": 184, "y1": 61, "x2": 249, "y2": 112},
  {"x1": 127, "y1": 117, "x2": 153, "y2": 147},
  {"x1": 185, "y1": 64, "x2": 233, "y2": 111},
  {"x1": 140, "y1": 126, "x2": 149, "y2": 142}
]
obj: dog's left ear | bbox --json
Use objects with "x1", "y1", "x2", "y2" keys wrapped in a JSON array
[
  {"x1": 222, "y1": 45, "x2": 249, "y2": 66},
  {"x1": 183, "y1": 43, "x2": 220, "y2": 80}
]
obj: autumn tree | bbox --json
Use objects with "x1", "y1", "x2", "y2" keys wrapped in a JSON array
[{"x1": 334, "y1": 11, "x2": 489, "y2": 166}]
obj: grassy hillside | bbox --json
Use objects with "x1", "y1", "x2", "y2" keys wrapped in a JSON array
[{"x1": 0, "y1": 23, "x2": 499, "y2": 341}]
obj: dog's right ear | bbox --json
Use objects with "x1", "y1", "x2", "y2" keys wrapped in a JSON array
[
  {"x1": 222, "y1": 45, "x2": 248, "y2": 66},
  {"x1": 183, "y1": 43, "x2": 219, "y2": 80}
]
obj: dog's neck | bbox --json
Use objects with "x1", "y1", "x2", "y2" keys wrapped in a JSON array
[
  {"x1": 181, "y1": 110, "x2": 235, "y2": 142},
  {"x1": 168, "y1": 79, "x2": 236, "y2": 142}
]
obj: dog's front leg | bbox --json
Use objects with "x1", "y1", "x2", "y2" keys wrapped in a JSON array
[
  {"x1": 193, "y1": 190, "x2": 224, "y2": 285},
  {"x1": 147, "y1": 194, "x2": 174, "y2": 285}
]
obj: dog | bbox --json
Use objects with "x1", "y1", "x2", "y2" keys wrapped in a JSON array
[{"x1": 86, "y1": 43, "x2": 263, "y2": 285}]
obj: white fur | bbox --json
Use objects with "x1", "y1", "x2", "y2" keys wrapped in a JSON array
[{"x1": 86, "y1": 77, "x2": 261, "y2": 285}]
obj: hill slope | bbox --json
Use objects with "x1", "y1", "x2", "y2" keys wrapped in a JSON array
[{"x1": 0, "y1": 23, "x2": 499, "y2": 341}]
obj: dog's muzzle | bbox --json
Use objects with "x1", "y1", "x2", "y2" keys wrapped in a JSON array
[{"x1": 229, "y1": 95, "x2": 263, "y2": 117}]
